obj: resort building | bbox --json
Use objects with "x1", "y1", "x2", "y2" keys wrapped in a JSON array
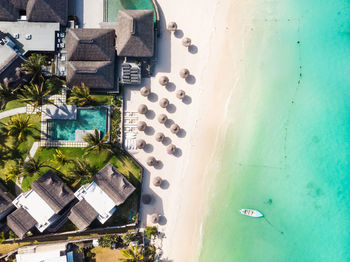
[
  {"x1": 66, "y1": 28, "x2": 118, "y2": 91},
  {"x1": 15, "y1": 242, "x2": 74, "y2": 262},
  {"x1": 0, "y1": 183, "x2": 15, "y2": 221},
  {"x1": 0, "y1": 0, "x2": 68, "y2": 83},
  {"x1": 7, "y1": 170, "x2": 75, "y2": 238},
  {"x1": 68, "y1": 163, "x2": 135, "y2": 230}
]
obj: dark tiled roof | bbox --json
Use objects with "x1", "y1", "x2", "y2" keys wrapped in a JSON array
[
  {"x1": 26, "y1": 0, "x2": 68, "y2": 26},
  {"x1": 68, "y1": 199, "x2": 98, "y2": 230},
  {"x1": 31, "y1": 170, "x2": 75, "y2": 213},
  {"x1": 7, "y1": 207, "x2": 36, "y2": 239},
  {"x1": 0, "y1": 185, "x2": 14, "y2": 215},
  {"x1": 0, "y1": 0, "x2": 18, "y2": 21},
  {"x1": 10, "y1": 0, "x2": 28, "y2": 10},
  {"x1": 116, "y1": 10, "x2": 154, "y2": 58},
  {"x1": 66, "y1": 61, "x2": 115, "y2": 90},
  {"x1": 66, "y1": 29, "x2": 116, "y2": 61},
  {"x1": 94, "y1": 163, "x2": 135, "y2": 206}
]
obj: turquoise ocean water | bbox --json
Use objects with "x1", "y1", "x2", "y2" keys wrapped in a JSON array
[{"x1": 199, "y1": 0, "x2": 350, "y2": 261}]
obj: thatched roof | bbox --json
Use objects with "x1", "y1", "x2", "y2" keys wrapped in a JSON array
[
  {"x1": 167, "y1": 22, "x2": 177, "y2": 32},
  {"x1": 179, "y1": 68, "x2": 190, "y2": 79},
  {"x1": 151, "y1": 213, "x2": 159, "y2": 224},
  {"x1": 159, "y1": 76, "x2": 169, "y2": 86},
  {"x1": 68, "y1": 199, "x2": 98, "y2": 230},
  {"x1": 176, "y1": 89, "x2": 185, "y2": 99},
  {"x1": 32, "y1": 170, "x2": 75, "y2": 213},
  {"x1": 10, "y1": 0, "x2": 28, "y2": 10},
  {"x1": 66, "y1": 61, "x2": 115, "y2": 90},
  {"x1": 159, "y1": 98, "x2": 169, "y2": 108},
  {"x1": 153, "y1": 176, "x2": 162, "y2": 187},
  {"x1": 157, "y1": 114, "x2": 168, "y2": 124},
  {"x1": 7, "y1": 207, "x2": 36, "y2": 239},
  {"x1": 170, "y1": 123, "x2": 180, "y2": 134},
  {"x1": 93, "y1": 164, "x2": 136, "y2": 206},
  {"x1": 0, "y1": 0, "x2": 18, "y2": 21},
  {"x1": 182, "y1": 37, "x2": 192, "y2": 47},
  {"x1": 140, "y1": 86, "x2": 151, "y2": 97},
  {"x1": 136, "y1": 139, "x2": 146, "y2": 149},
  {"x1": 138, "y1": 104, "x2": 148, "y2": 114},
  {"x1": 0, "y1": 185, "x2": 14, "y2": 215},
  {"x1": 137, "y1": 121, "x2": 147, "y2": 131},
  {"x1": 116, "y1": 10, "x2": 154, "y2": 57},
  {"x1": 27, "y1": 0, "x2": 68, "y2": 26},
  {"x1": 146, "y1": 156, "x2": 156, "y2": 166},
  {"x1": 155, "y1": 132, "x2": 164, "y2": 142},
  {"x1": 66, "y1": 29, "x2": 116, "y2": 61},
  {"x1": 167, "y1": 144, "x2": 176, "y2": 154}
]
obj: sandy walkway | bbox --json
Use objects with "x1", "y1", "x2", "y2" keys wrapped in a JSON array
[{"x1": 123, "y1": 0, "x2": 256, "y2": 261}]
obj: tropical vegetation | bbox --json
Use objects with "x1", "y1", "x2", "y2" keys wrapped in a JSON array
[
  {"x1": 2, "y1": 114, "x2": 36, "y2": 141},
  {"x1": 68, "y1": 83, "x2": 95, "y2": 106}
]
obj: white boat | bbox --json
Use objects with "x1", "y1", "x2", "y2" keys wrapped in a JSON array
[{"x1": 240, "y1": 209, "x2": 263, "y2": 218}]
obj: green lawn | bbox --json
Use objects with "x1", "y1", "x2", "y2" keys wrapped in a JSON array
[
  {"x1": 91, "y1": 94, "x2": 115, "y2": 105},
  {"x1": 0, "y1": 100, "x2": 26, "y2": 112},
  {"x1": 0, "y1": 113, "x2": 41, "y2": 192},
  {"x1": 22, "y1": 146, "x2": 142, "y2": 192}
]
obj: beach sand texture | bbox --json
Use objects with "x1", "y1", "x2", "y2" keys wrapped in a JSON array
[{"x1": 123, "y1": 0, "x2": 256, "y2": 261}]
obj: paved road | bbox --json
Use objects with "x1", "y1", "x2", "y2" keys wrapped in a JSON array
[{"x1": 0, "y1": 107, "x2": 26, "y2": 120}]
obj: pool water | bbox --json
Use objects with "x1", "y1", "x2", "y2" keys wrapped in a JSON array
[
  {"x1": 49, "y1": 109, "x2": 107, "y2": 141},
  {"x1": 106, "y1": 0, "x2": 155, "y2": 22}
]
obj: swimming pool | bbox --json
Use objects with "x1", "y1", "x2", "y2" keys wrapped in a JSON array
[
  {"x1": 106, "y1": 0, "x2": 156, "y2": 22},
  {"x1": 48, "y1": 108, "x2": 108, "y2": 141}
]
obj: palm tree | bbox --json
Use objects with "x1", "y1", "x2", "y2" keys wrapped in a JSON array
[
  {"x1": 21, "y1": 156, "x2": 51, "y2": 177},
  {"x1": 51, "y1": 149, "x2": 72, "y2": 170},
  {"x1": 21, "y1": 53, "x2": 48, "y2": 84},
  {"x1": 68, "y1": 83, "x2": 95, "y2": 106},
  {"x1": 120, "y1": 245, "x2": 144, "y2": 262},
  {"x1": 68, "y1": 159, "x2": 95, "y2": 186},
  {"x1": 4, "y1": 114, "x2": 36, "y2": 141},
  {"x1": 45, "y1": 76, "x2": 65, "y2": 94},
  {"x1": 0, "y1": 81, "x2": 19, "y2": 110},
  {"x1": 83, "y1": 128, "x2": 111, "y2": 156},
  {"x1": 18, "y1": 82, "x2": 52, "y2": 110},
  {"x1": 4, "y1": 159, "x2": 23, "y2": 182}
]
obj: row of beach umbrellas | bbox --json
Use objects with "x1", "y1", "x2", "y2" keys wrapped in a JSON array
[{"x1": 167, "y1": 21, "x2": 192, "y2": 47}]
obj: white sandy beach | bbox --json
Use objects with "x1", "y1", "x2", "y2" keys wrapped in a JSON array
[{"x1": 123, "y1": 0, "x2": 257, "y2": 261}]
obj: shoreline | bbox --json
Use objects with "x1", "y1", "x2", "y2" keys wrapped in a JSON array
[{"x1": 157, "y1": 0, "x2": 257, "y2": 261}]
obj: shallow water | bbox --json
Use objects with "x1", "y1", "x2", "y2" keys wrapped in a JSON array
[{"x1": 199, "y1": 0, "x2": 350, "y2": 261}]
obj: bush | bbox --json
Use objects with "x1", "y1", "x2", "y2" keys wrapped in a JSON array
[
  {"x1": 144, "y1": 226, "x2": 157, "y2": 238},
  {"x1": 97, "y1": 234, "x2": 120, "y2": 248},
  {"x1": 121, "y1": 232, "x2": 136, "y2": 246}
]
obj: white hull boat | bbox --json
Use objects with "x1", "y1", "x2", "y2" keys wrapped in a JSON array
[{"x1": 240, "y1": 209, "x2": 263, "y2": 218}]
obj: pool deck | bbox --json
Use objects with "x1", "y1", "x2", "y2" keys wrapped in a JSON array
[{"x1": 40, "y1": 105, "x2": 111, "y2": 147}]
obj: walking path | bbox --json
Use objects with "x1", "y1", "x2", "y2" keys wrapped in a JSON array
[{"x1": 0, "y1": 107, "x2": 26, "y2": 120}]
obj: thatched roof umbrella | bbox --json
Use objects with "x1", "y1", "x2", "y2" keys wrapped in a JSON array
[
  {"x1": 159, "y1": 76, "x2": 169, "y2": 86},
  {"x1": 138, "y1": 104, "x2": 148, "y2": 114},
  {"x1": 182, "y1": 37, "x2": 192, "y2": 47},
  {"x1": 137, "y1": 121, "x2": 147, "y2": 131},
  {"x1": 151, "y1": 213, "x2": 159, "y2": 224},
  {"x1": 155, "y1": 132, "x2": 165, "y2": 142},
  {"x1": 147, "y1": 156, "x2": 156, "y2": 166},
  {"x1": 167, "y1": 21, "x2": 177, "y2": 32},
  {"x1": 179, "y1": 68, "x2": 190, "y2": 79},
  {"x1": 176, "y1": 89, "x2": 186, "y2": 100},
  {"x1": 159, "y1": 98, "x2": 169, "y2": 108},
  {"x1": 153, "y1": 176, "x2": 162, "y2": 187},
  {"x1": 136, "y1": 139, "x2": 146, "y2": 149},
  {"x1": 167, "y1": 144, "x2": 177, "y2": 154},
  {"x1": 142, "y1": 194, "x2": 152, "y2": 205},
  {"x1": 140, "y1": 86, "x2": 151, "y2": 97},
  {"x1": 170, "y1": 123, "x2": 180, "y2": 134},
  {"x1": 157, "y1": 114, "x2": 168, "y2": 124}
]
